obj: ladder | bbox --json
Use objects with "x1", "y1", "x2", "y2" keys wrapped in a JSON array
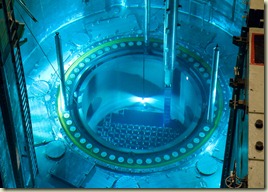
[{"x1": 1, "y1": 0, "x2": 38, "y2": 187}]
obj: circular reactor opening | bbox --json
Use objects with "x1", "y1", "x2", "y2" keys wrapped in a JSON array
[{"x1": 57, "y1": 37, "x2": 224, "y2": 171}]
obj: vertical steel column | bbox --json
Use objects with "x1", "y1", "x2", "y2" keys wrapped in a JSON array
[
  {"x1": 144, "y1": 0, "x2": 150, "y2": 49},
  {"x1": 55, "y1": 32, "x2": 67, "y2": 110},
  {"x1": 163, "y1": 0, "x2": 179, "y2": 125},
  {"x1": 142, "y1": 0, "x2": 150, "y2": 99},
  {"x1": 207, "y1": 45, "x2": 220, "y2": 124},
  {"x1": 164, "y1": 0, "x2": 179, "y2": 87}
]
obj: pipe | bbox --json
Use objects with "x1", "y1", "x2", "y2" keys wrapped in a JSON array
[
  {"x1": 15, "y1": 0, "x2": 38, "y2": 22},
  {"x1": 163, "y1": 0, "x2": 179, "y2": 125},
  {"x1": 163, "y1": 0, "x2": 179, "y2": 87},
  {"x1": 207, "y1": 44, "x2": 220, "y2": 124},
  {"x1": 142, "y1": 0, "x2": 150, "y2": 99},
  {"x1": 144, "y1": 0, "x2": 150, "y2": 49},
  {"x1": 55, "y1": 32, "x2": 67, "y2": 110}
]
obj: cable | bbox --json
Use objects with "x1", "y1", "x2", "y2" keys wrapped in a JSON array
[
  {"x1": 14, "y1": 5, "x2": 78, "y2": 107},
  {"x1": 15, "y1": 4, "x2": 61, "y2": 80}
]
